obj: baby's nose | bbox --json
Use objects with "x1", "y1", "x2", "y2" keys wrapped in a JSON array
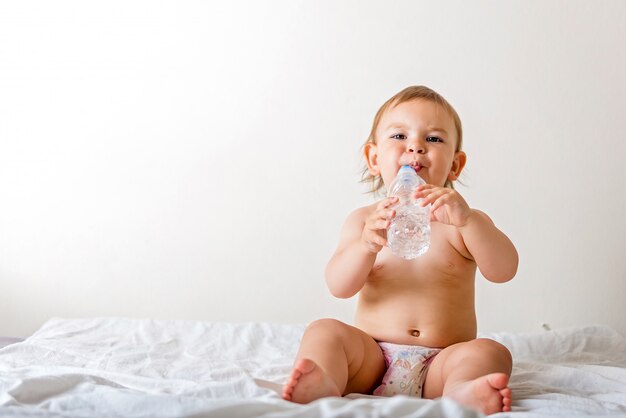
[{"x1": 407, "y1": 143, "x2": 425, "y2": 154}]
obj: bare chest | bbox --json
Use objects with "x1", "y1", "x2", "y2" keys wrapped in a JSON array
[{"x1": 369, "y1": 222, "x2": 474, "y2": 284}]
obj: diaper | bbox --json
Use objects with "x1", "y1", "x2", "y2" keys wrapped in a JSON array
[{"x1": 372, "y1": 342, "x2": 441, "y2": 398}]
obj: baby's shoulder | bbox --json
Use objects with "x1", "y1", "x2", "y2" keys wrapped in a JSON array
[
  {"x1": 346, "y1": 203, "x2": 377, "y2": 222},
  {"x1": 340, "y1": 203, "x2": 377, "y2": 233}
]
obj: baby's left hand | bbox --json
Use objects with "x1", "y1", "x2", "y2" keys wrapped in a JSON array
[{"x1": 414, "y1": 185, "x2": 472, "y2": 227}]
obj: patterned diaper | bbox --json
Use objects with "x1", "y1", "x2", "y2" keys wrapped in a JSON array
[{"x1": 372, "y1": 342, "x2": 441, "y2": 398}]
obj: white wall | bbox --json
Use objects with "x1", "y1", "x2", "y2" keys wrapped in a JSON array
[{"x1": 1, "y1": 1, "x2": 625, "y2": 337}]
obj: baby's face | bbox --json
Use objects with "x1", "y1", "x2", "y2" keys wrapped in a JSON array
[{"x1": 367, "y1": 99, "x2": 463, "y2": 189}]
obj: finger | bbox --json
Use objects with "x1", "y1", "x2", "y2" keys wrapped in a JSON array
[
  {"x1": 416, "y1": 184, "x2": 436, "y2": 192},
  {"x1": 414, "y1": 184, "x2": 440, "y2": 199},
  {"x1": 378, "y1": 208, "x2": 395, "y2": 220},
  {"x1": 373, "y1": 218, "x2": 391, "y2": 230},
  {"x1": 378, "y1": 197, "x2": 399, "y2": 210},
  {"x1": 367, "y1": 216, "x2": 391, "y2": 230},
  {"x1": 367, "y1": 209, "x2": 394, "y2": 226},
  {"x1": 420, "y1": 189, "x2": 449, "y2": 206},
  {"x1": 429, "y1": 193, "x2": 452, "y2": 213},
  {"x1": 430, "y1": 200, "x2": 443, "y2": 214},
  {"x1": 366, "y1": 233, "x2": 387, "y2": 247}
]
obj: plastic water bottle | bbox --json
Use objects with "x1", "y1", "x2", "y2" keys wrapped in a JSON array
[{"x1": 386, "y1": 165, "x2": 431, "y2": 259}]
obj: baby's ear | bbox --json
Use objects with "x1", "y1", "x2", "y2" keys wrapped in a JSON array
[
  {"x1": 448, "y1": 151, "x2": 467, "y2": 181},
  {"x1": 364, "y1": 143, "x2": 380, "y2": 176}
]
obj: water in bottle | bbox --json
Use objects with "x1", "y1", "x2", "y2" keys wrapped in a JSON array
[{"x1": 386, "y1": 165, "x2": 431, "y2": 259}]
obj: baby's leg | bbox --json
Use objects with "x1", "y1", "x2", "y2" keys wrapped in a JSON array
[
  {"x1": 422, "y1": 338, "x2": 513, "y2": 415},
  {"x1": 282, "y1": 318, "x2": 385, "y2": 404}
]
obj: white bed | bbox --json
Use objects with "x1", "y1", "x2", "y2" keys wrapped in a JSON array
[{"x1": 0, "y1": 318, "x2": 625, "y2": 417}]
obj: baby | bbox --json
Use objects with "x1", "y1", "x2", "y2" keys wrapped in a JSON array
[{"x1": 282, "y1": 86, "x2": 518, "y2": 415}]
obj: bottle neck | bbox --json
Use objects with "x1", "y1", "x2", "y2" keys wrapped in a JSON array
[{"x1": 390, "y1": 171, "x2": 418, "y2": 200}]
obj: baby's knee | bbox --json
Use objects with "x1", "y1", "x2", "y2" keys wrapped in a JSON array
[
  {"x1": 305, "y1": 318, "x2": 349, "y2": 336},
  {"x1": 472, "y1": 338, "x2": 513, "y2": 367}
]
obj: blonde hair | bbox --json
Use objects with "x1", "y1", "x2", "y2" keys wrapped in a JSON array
[{"x1": 360, "y1": 85, "x2": 463, "y2": 195}]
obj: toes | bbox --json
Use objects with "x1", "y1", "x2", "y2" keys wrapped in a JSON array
[
  {"x1": 283, "y1": 368, "x2": 303, "y2": 400},
  {"x1": 282, "y1": 383, "x2": 295, "y2": 396},
  {"x1": 282, "y1": 387, "x2": 292, "y2": 400},
  {"x1": 285, "y1": 369, "x2": 302, "y2": 388},
  {"x1": 501, "y1": 388, "x2": 512, "y2": 412}
]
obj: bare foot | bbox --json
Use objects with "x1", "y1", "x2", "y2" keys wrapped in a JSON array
[
  {"x1": 443, "y1": 373, "x2": 512, "y2": 415},
  {"x1": 282, "y1": 358, "x2": 341, "y2": 403}
]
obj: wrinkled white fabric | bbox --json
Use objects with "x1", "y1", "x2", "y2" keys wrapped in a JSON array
[{"x1": 0, "y1": 318, "x2": 624, "y2": 417}]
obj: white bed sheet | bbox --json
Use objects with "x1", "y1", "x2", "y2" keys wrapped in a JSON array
[{"x1": 0, "y1": 318, "x2": 625, "y2": 417}]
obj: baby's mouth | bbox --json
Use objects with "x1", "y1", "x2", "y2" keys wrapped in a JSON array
[{"x1": 410, "y1": 162, "x2": 423, "y2": 172}]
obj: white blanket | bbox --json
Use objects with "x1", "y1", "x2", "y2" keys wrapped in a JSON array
[{"x1": 0, "y1": 318, "x2": 625, "y2": 417}]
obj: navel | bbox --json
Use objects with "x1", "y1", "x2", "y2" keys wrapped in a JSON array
[{"x1": 409, "y1": 329, "x2": 421, "y2": 337}]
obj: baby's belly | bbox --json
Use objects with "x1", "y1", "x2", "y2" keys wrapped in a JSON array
[{"x1": 354, "y1": 293, "x2": 477, "y2": 347}]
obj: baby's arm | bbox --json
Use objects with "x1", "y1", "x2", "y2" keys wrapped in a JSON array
[
  {"x1": 416, "y1": 185, "x2": 518, "y2": 283},
  {"x1": 325, "y1": 197, "x2": 398, "y2": 298},
  {"x1": 458, "y1": 210, "x2": 518, "y2": 283}
]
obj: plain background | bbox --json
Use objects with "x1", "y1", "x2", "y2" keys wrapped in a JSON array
[{"x1": 1, "y1": 1, "x2": 625, "y2": 337}]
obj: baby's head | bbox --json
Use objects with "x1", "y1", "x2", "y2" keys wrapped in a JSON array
[{"x1": 361, "y1": 86, "x2": 464, "y2": 195}]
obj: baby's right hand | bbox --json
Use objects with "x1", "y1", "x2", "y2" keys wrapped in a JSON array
[{"x1": 361, "y1": 197, "x2": 398, "y2": 253}]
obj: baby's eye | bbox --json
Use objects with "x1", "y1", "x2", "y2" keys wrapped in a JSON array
[
  {"x1": 426, "y1": 136, "x2": 443, "y2": 143},
  {"x1": 391, "y1": 133, "x2": 407, "y2": 140}
]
